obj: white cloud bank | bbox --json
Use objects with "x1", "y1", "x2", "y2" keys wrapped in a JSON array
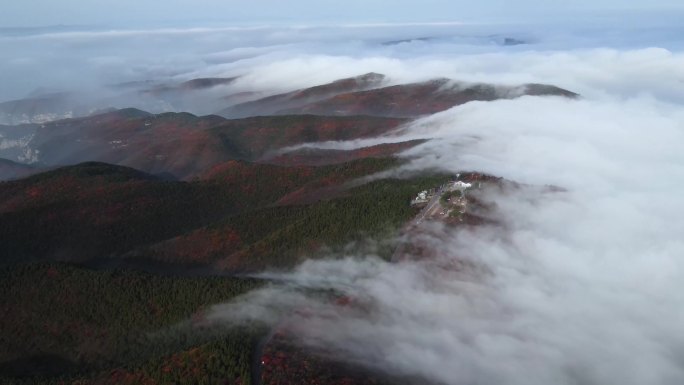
[
  {"x1": 2, "y1": 18, "x2": 684, "y2": 104},
  {"x1": 209, "y1": 57, "x2": 684, "y2": 385}
]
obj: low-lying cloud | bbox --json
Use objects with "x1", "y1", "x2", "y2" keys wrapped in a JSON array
[
  {"x1": 210, "y1": 75, "x2": 684, "y2": 384},
  {"x1": 3, "y1": 17, "x2": 684, "y2": 106}
]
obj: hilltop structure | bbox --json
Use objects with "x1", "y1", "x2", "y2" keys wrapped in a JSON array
[{"x1": 448, "y1": 181, "x2": 473, "y2": 198}]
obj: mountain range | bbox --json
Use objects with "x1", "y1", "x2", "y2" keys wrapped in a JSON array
[{"x1": 0, "y1": 73, "x2": 576, "y2": 385}]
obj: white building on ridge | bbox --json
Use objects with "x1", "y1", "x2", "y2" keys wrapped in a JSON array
[{"x1": 452, "y1": 181, "x2": 472, "y2": 192}]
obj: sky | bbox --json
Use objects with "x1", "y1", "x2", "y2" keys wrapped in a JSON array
[{"x1": 2, "y1": 0, "x2": 684, "y2": 27}]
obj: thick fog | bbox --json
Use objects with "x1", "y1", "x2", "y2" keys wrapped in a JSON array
[
  {"x1": 205, "y1": 18, "x2": 684, "y2": 385},
  {"x1": 2, "y1": 13, "x2": 684, "y2": 106},
  {"x1": 211, "y1": 96, "x2": 684, "y2": 385}
]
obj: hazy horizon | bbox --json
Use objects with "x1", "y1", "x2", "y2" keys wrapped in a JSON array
[{"x1": 3, "y1": 0, "x2": 684, "y2": 28}]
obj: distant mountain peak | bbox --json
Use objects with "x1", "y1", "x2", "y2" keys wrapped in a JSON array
[
  {"x1": 350, "y1": 72, "x2": 385, "y2": 83},
  {"x1": 277, "y1": 77, "x2": 578, "y2": 118},
  {"x1": 178, "y1": 77, "x2": 237, "y2": 90},
  {"x1": 219, "y1": 73, "x2": 388, "y2": 119}
]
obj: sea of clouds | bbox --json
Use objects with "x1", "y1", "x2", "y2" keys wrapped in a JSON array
[
  {"x1": 209, "y1": 95, "x2": 684, "y2": 384},
  {"x1": 2, "y1": 17, "x2": 684, "y2": 104},
  {"x1": 204, "y1": 18, "x2": 683, "y2": 385}
]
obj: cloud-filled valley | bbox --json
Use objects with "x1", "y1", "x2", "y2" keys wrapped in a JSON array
[
  {"x1": 3, "y1": 17, "x2": 684, "y2": 109},
  {"x1": 210, "y1": 92, "x2": 684, "y2": 384},
  {"x1": 204, "y1": 25, "x2": 684, "y2": 384}
]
